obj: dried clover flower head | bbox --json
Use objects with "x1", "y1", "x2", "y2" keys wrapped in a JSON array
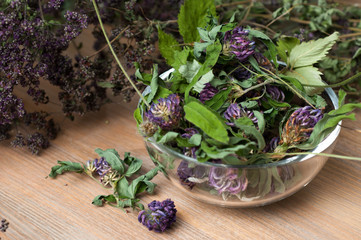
[
  {"x1": 145, "y1": 94, "x2": 182, "y2": 130},
  {"x1": 223, "y1": 27, "x2": 255, "y2": 62},
  {"x1": 281, "y1": 106, "x2": 323, "y2": 145},
  {"x1": 224, "y1": 103, "x2": 257, "y2": 126},
  {"x1": 139, "y1": 121, "x2": 158, "y2": 137},
  {"x1": 138, "y1": 199, "x2": 177, "y2": 232},
  {"x1": 199, "y1": 83, "x2": 219, "y2": 103}
]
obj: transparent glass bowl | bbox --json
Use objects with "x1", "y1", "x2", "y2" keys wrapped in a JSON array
[{"x1": 143, "y1": 70, "x2": 341, "y2": 207}]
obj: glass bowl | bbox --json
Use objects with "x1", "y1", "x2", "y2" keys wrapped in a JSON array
[{"x1": 143, "y1": 70, "x2": 341, "y2": 207}]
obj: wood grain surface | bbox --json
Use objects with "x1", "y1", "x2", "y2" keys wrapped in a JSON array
[{"x1": 0, "y1": 94, "x2": 360, "y2": 240}]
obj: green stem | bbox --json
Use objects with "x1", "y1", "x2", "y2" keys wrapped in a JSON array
[
  {"x1": 87, "y1": 172, "x2": 111, "y2": 191},
  {"x1": 269, "y1": 152, "x2": 361, "y2": 161},
  {"x1": 301, "y1": 71, "x2": 361, "y2": 88},
  {"x1": 91, "y1": 0, "x2": 150, "y2": 108},
  {"x1": 260, "y1": 66, "x2": 316, "y2": 109}
]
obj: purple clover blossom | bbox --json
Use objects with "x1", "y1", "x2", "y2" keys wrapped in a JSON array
[
  {"x1": 93, "y1": 157, "x2": 111, "y2": 177},
  {"x1": 199, "y1": 83, "x2": 219, "y2": 103},
  {"x1": 209, "y1": 168, "x2": 248, "y2": 195},
  {"x1": 223, "y1": 27, "x2": 255, "y2": 62},
  {"x1": 146, "y1": 94, "x2": 182, "y2": 130},
  {"x1": 263, "y1": 137, "x2": 280, "y2": 153},
  {"x1": 281, "y1": 106, "x2": 323, "y2": 145},
  {"x1": 138, "y1": 199, "x2": 177, "y2": 232},
  {"x1": 266, "y1": 85, "x2": 285, "y2": 102},
  {"x1": 224, "y1": 103, "x2": 257, "y2": 126}
]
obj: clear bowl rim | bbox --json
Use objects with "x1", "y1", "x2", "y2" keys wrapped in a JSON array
[{"x1": 143, "y1": 69, "x2": 342, "y2": 169}]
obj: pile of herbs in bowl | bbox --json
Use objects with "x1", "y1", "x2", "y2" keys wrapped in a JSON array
[{"x1": 133, "y1": 11, "x2": 361, "y2": 207}]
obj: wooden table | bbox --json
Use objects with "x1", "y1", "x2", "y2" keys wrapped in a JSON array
[{"x1": 0, "y1": 93, "x2": 361, "y2": 239}]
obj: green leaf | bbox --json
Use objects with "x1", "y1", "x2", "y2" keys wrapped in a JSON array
[
  {"x1": 97, "y1": 82, "x2": 115, "y2": 88},
  {"x1": 134, "y1": 107, "x2": 142, "y2": 127},
  {"x1": 248, "y1": 29, "x2": 278, "y2": 69},
  {"x1": 147, "y1": 65, "x2": 159, "y2": 104},
  {"x1": 95, "y1": 148, "x2": 125, "y2": 174},
  {"x1": 352, "y1": 47, "x2": 361, "y2": 59},
  {"x1": 200, "y1": 141, "x2": 255, "y2": 159},
  {"x1": 92, "y1": 195, "x2": 116, "y2": 206},
  {"x1": 189, "y1": 134, "x2": 202, "y2": 146},
  {"x1": 116, "y1": 177, "x2": 131, "y2": 199},
  {"x1": 253, "y1": 110, "x2": 265, "y2": 134},
  {"x1": 179, "y1": 60, "x2": 202, "y2": 83},
  {"x1": 185, "y1": 41, "x2": 222, "y2": 101},
  {"x1": 172, "y1": 47, "x2": 191, "y2": 71},
  {"x1": 234, "y1": 124, "x2": 265, "y2": 151},
  {"x1": 178, "y1": 0, "x2": 216, "y2": 43},
  {"x1": 125, "y1": 158, "x2": 143, "y2": 177},
  {"x1": 184, "y1": 100, "x2": 229, "y2": 144},
  {"x1": 155, "y1": 131, "x2": 179, "y2": 144},
  {"x1": 158, "y1": 27, "x2": 181, "y2": 65},
  {"x1": 193, "y1": 70, "x2": 214, "y2": 93},
  {"x1": 49, "y1": 161, "x2": 84, "y2": 178},
  {"x1": 276, "y1": 36, "x2": 300, "y2": 63},
  {"x1": 285, "y1": 66, "x2": 326, "y2": 95},
  {"x1": 289, "y1": 32, "x2": 339, "y2": 68},
  {"x1": 205, "y1": 87, "x2": 231, "y2": 111}
]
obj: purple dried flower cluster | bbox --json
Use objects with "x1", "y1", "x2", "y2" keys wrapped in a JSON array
[
  {"x1": 0, "y1": 0, "x2": 175, "y2": 153},
  {"x1": 0, "y1": 218, "x2": 9, "y2": 232},
  {"x1": 48, "y1": 0, "x2": 64, "y2": 9},
  {"x1": 63, "y1": 11, "x2": 88, "y2": 43},
  {"x1": 146, "y1": 94, "x2": 183, "y2": 130},
  {"x1": 138, "y1": 199, "x2": 177, "y2": 232},
  {"x1": 281, "y1": 106, "x2": 323, "y2": 145},
  {"x1": 209, "y1": 167, "x2": 248, "y2": 195},
  {"x1": 223, "y1": 27, "x2": 255, "y2": 62},
  {"x1": 199, "y1": 83, "x2": 219, "y2": 103},
  {"x1": 224, "y1": 103, "x2": 257, "y2": 126},
  {"x1": 266, "y1": 86, "x2": 285, "y2": 102}
]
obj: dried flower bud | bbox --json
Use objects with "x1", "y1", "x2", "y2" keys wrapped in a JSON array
[
  {"x1": 145, "y1": 94, "x2": 182, "y2": 130},
  {"x1": 86, "y1": 160, "x2": 97, "y2": 173},
  {"x1": 266, "y1": 85, "x2": 285, "y2": 102},
  {"x1": 281, "y1": 106, "x2": 323, "y2": 145},
  {"x1": 223, "y1": 27, "x2": 255, "y2": 62},
  {"x1": 199, "y1": 83, "x2": 219, "y2": 103},
  {"x1": 224, "y1": 103, "x2": 257, "y2": 126},
  {"x1": 138, "y1": 199, "x2": 177, "y2": 232},
  {"x1": 93, "y1": 157, "x2": 111, "y2": 177},
  {"x1": 139, "y1": 121, "x2": 158, "y2": 137}
]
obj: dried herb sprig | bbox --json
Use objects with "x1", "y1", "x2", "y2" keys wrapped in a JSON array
[{"x1": 49, "y1": 149, "x2": 161, "y2": 210}]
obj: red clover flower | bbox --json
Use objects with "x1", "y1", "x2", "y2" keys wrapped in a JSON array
[
  {"x1": 199, "y1": 83, "x2": 219, "y2": 103},
  {"x1": 281, "y1": 106, "x2": 323, "y2": 145},
  {"x1": 223, "y1": 27, "x2": 255, "y2": 62},
  {"x1": 145, "y1": 94, "x2": 183, "y2": 130},
  {"x1": 224, "y1": 103, "x2": 257, "y2": 126},
  {"x1": 138, "y1": 199, "x2": 177, "y2": 232}
]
